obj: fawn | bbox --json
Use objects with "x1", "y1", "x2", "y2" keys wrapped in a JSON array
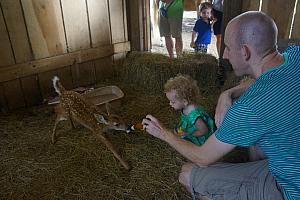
[{"x1": 52, "y1": 76, "x2": 131, "y2": 170}]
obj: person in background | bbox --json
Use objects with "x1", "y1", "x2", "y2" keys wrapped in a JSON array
[
  {"x1": 212, "y1": 0, "x2": 223, "y2": 57},
  {"x1": 190, "y1": 2, "x2": 213, "y2": 53},
  {"x1": 164, "y1": 74, "x2": 216, "y2": 146},
  {"x1": 157, "y1": 0, "x2": 184, "y2": 58},
  {"x1": 142, "y1": 11, "x2": 300, "y2": 200}
]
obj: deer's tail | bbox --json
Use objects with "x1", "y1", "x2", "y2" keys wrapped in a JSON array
[{"x1": 52, "y1": 76, "x2": 65, "y2": 95}]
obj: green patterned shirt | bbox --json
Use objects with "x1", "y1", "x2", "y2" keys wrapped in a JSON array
[{"x1": 176, "y1": 107, "x2": 216, "y2": 146}]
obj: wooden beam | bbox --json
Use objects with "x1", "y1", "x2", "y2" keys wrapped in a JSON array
[
  {"x1": 21, "y1": 0, "x2": 67, "y2": 59},
  {"x1": 61, "y1": 0, "x2": 90, "y2": 52},
  {"x1": 291, "y1": 0, "x2": 300, "y2": 38},
  {"x1": 0, "y1": 42, "x2": 130, "y2": 83},
  {"x1": 261, "y1": 0, "x2": 296, "y2": 39},
  {"x1": 242, "y1": 0, "x2": 260, "y2": 12},
  {"x1": 87, "y1": 0, "x2": 111, "y2": 47},
  {"x1": 1, "y1": 0, "x2": 33, "y2": 63},
  {"x1": 0, "y1": 3, "x2": 15, "y2": 67},
  {"x1": 109, "y1": 0, "x2": 126, "y2": 43}
]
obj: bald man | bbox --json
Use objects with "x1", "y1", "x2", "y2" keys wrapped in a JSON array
[{"x1": 142, "y1": 11, "x2": 300, "y2": 200}]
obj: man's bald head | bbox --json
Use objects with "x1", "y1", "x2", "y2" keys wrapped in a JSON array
[{"x1": 227, "y1": 11, "x2": 278, "y2": 57}]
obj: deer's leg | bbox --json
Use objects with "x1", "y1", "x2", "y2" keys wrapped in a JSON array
[
  {"x1": 52, "y1": 117, "x2": 64, "y2": 144},
  {"x1": 93, "y1": 131, "x2": 131, "y2": 170},
  {"x1": 52, "y1": 105, "x2": 69, "y2": 144}
]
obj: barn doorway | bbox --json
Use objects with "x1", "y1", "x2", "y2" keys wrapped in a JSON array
[{"x1": 149, "y1": 1, "x2": 219, "y2": 58}]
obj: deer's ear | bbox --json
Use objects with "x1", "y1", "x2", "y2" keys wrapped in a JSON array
[{"x1": 94, "y1": 113, "x2": 108, "y2": 124}]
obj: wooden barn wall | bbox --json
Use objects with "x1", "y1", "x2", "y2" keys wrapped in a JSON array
[
  {"x1": 0, "y1": 0, "x2": 130, "y2": 111},
  {"x1": 241, "y1": 0, "x2": 300, "y2": 39},
  {"x1": 220, "y1": 0, "x2": 300, "y2": 58}
]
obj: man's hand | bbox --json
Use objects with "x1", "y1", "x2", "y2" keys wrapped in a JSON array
[
  {"x1": 142, "y1": 115, "x2": 167, "y2": 141},
  {"x1": 214, "y1": 90, "x2": 232, "y2": 128}
]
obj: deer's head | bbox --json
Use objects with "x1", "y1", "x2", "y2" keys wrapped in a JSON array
[{"x1": 94, "y1": 103, "x2": 131, "y2": 133}]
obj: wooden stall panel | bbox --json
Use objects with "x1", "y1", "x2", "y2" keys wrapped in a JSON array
[
  {"x1": 38, "y1": 70, "x2": 59, "y2": 99},
  {"x1": 1, "y1": 0, "x2": 33, "y2": 64},
  {"x1": 61, "y1": 0, "x2": 90, "y2": 52},
  {"x1": 242, "y1": 0, "x2": 260, "y2": 12},
  {"x1": 56, "y1": 66, "x2": 73, "y2": 90},
  {"x1": 21, "y1": 0, "x2": 67, "y2": 59},
  {"x1": 291, "y1": 0, "x2": 300, "y2": 38},
  {"x1": 261, "y1": 0, "x2": 296, "y2": 39},
  {"x1": 123, "y1": 0, "x2": 128, "y2": 41},
  {"x1": 3, "y1": 79, "x2": 25, "y2": 110},
  {"x1": 87, "y1": 0, "x2": 111, "y2": 47},
  {"x1": 109, "y1": 0, "x2": 126, "y2": 43},
  {"x1": 94, "y1": 56, "x2": 113, "y2": 82},
  {"x1": 71, "y1": 61, "x2": 96, "y2": 87},
  {"x1": 0, "y1": 6, "x2": 15, "y2": 67},
  {"x1": 20, "y1": 75, "x2": 42, "y2": 106}
]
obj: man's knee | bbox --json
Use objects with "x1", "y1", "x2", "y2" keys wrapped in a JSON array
[{"x1": 178, "y1": 163, "x2": 194, "y2": 187}]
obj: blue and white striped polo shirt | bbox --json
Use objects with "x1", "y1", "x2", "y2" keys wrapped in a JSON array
[{"x1": 215, "y1": 46, "x2": 300, "y2": 200}]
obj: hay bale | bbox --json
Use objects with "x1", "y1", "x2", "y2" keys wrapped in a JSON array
[{"x1": 119, "y1": 52, "x2": 218, "y2": 94}]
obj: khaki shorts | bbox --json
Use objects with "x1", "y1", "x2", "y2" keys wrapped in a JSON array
[
  {"x1": 158, "y1": 15, "x2": 182, "y2": 38},
  {"x1": 190, "y1": 160, "x2": 284, "y2": 200}
]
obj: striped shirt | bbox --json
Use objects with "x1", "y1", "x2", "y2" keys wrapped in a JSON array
[{"x1": 215, "y1": 46, "x2": 300, "y2": 200}]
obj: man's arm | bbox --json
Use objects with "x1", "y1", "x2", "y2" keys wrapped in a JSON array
[
  {"x1": 143, "y1": 115, "x2": 235, "y2": 166},
  {"x1": 215, "y1": 78, "x2": 255, "y2": 128}
]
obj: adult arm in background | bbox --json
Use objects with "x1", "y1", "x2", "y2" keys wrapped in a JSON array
[
  {"x1": 215, "y1": 78, "x2": 255, "y2": 128},
  {"x1": 142, "y1": 115, "x2": 235, "y2": 166}
]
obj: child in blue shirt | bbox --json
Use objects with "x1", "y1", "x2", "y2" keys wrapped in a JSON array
[{"x1": 190, "y1": 2, "x2": 213, "y2": 53}]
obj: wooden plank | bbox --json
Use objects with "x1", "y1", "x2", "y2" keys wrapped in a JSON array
[
  {"x1": 61, "y1": 0, "x2": 90, "y2": 52},
  {"x1": 0, "y1": 44, "x2": 115, "y2": 82},
  {"x1": 143, "y1": 0, "x2": 151, "y2": 51},
  {"x1": 0, "y1": 83, "x2": 8, "y2": 113},
  {"x1": 21, "y1": 0, "x2": 67, "y2": 59},
  {"x1": 114, "y1": 41, "x2": 130, "y2": 53},
  {"x1": 86, "y1": 0, "x2": 111, "y2": 47},
  {"x1": 0, "y1": 4, "x2": 15, "y2": 67},
  {"x1": 94, "y1": 56, "x2": 113, "y2": 82},
  {"x1": 242, "y1": 0, "x2": 260, "y2": 12},
  {"x1": 20, "y1": 75, "x2": 42, "y2": 106},
  {"x1": 291, "y1": 0, "x2": 300, "y2": 38},
  {"x1": 113, "y1": 52, "x2": 126, "y2": 66},
  {"x1": 220, "y1": 0, "x2": 243, "y2": 58},
  {"x1": 1, "y1": 0, "x2": 33, "y2": 63},
  {"x1": 3, "y1": 79, "x2": 25, "y2": 110},
  {"x1": 123, "y1": 0, "x2": 128, "y2": 41},
  {"x1": 109, "y1": 0, "x2": 125, "y2": 43},
  {"x1": 261, "y1": 0, "x2": 296, "y2": 39},
  {"x1": 56, "y1": 66, "x2": 73, "y2": 90},
  {"x1": 71, "y1": 61, "x2": 96, "y2": 87},
  {"x1": 38, "y1": 70, "x2": 58, "y2": 99},
  {"x1": 127, "y1": 0, "x2": 143, "y2": 50}
]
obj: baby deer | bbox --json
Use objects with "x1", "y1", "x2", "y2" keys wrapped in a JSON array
[{"x1": 52, "y1": 76, "x2": 131, "y2": 170}]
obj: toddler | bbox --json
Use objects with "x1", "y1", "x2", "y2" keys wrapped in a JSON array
[
  {"x1": 164, "y1": 74, "x2": 216, "y2": 146},
  {"x1": 190, "y1": 2, "x2": 213, "y2": 53}
]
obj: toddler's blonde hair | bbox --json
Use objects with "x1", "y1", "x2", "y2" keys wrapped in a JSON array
[{"x1": 164, "y1": 74, "x2": 200, "y2": 104}]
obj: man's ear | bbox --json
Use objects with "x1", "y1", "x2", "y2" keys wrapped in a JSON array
[
  {"x1": 242, "y1": 44, "x2": 251, "y2": 61},
  {"x1": 94, "y1": 113, "x2": 108, "y2": 124}
]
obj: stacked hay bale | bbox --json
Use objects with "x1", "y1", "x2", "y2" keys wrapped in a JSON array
[{"x1": 119, "y1": 52, "x2": 219, "y2": 94}]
